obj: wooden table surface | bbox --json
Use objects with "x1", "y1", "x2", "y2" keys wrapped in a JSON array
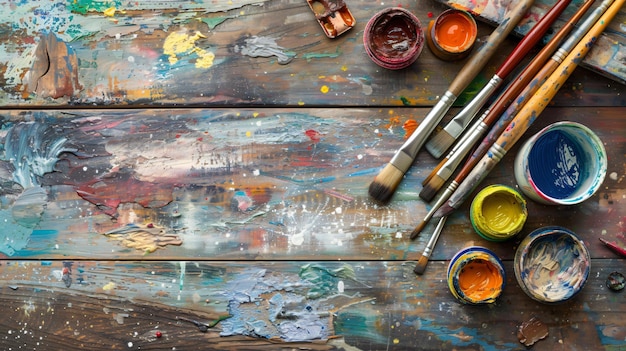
[{"x1": 0, "y1": 0, "x2": 625, "y2": 350}]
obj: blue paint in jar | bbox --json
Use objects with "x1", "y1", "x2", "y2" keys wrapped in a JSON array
[{"x1": 527, "y1": 130, "x2": 587, "y2": 200}]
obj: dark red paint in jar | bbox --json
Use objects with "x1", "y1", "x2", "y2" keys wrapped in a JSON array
[{"x1": 364, "y1": 7, "x2": 425, "y2": 70}]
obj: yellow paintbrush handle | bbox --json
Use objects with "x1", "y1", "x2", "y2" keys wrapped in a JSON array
[{"x1": 494, "y1": 0, "x2": 625, "y2": 152}]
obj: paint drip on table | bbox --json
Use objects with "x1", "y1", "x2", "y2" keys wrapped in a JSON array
[{"x1": 514, "y1": 121, "x2": 607, "y2": 205}]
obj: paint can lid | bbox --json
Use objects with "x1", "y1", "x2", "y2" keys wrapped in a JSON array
[{"x1": 426, "y1": 9, "x2": 477, "y2": 61}]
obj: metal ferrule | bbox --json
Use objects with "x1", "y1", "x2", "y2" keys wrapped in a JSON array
[
  {"x1": 390, "y1": 90, "x2": 457, "y2": 172},
  {"x1": 442, "y1": 75, "x2": 502, "y2": 139}
]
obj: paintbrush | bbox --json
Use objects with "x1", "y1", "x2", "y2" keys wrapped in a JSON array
[
  {"x1": 415, "y1": 0, "x2": 610, "y2": 231},
  {"x1": 413, "y1": 216, "x2": 447, "y2": 275},
  {"x1": 418, "y1": 0, "x2": 596, "y2": 203},
  {"x1": 367, "y1": 0, "x2": 535, "y2": 204},
  {"x1": 424, "y1": 0, "x2": 573, "y2": 160},
  {"x1": 434, "y1": 0, "x2": 624, "y2": 218}
]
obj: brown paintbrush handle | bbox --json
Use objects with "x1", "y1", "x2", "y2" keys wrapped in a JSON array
[
  {"x1": 483, "y1": 0, "x2": 594, "y2": 127},
  {"x1": 496, "y1": 0, "x2": 572, "y2": 79},
  {"x1": 447, "y1": 0, "x2": 535, "y2": 96}
]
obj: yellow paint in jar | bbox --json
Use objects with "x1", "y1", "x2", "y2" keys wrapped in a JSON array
[{"x1": 470, "y1": 184, "x2": 527, "y2": 241}]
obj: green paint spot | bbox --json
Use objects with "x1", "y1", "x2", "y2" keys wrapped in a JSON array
[
  {"x1": 456, "y1": 74, "x2": 488, "y2": 106},
  {"x1": 302, "y1": 47, "x2": 341, "y2": 61},
  {"x1": 67, "y1": 0, "x2": 122, "y2": 14},
  {"x1": 200, "y1": 16, "x2": 233, "y2": 30},
  {"x1": 299, "y1": 263, "x2": 356, "y2": 299},
  {"x1": 400, "y1": 96, "x2": 411, "y2": 106}
]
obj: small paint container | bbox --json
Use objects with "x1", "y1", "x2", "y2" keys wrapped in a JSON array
[
  {"x1": 514, "y1": 121, "x2": 607, "y2": 205},
  {"x1": 363, "y1": 7, "x2": 425, "y2": 70},
  {"x1": 469, "y1": 184, "x2": 527, "y2": 241},
  {"x1": 447, "y1": 246, "x2": 505, "y2": 305},
  {"x1": 306, "y1": 0, "x2": 356, "y2": 38},
  {"x1": 514, "y1": 226, "x2": 591, "y2": 304},
  {"x1": 426, "y1": 9, "x2": 477, "y2": 61}
]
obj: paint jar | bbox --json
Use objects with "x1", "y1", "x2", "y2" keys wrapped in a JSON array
[
  {"x1": 513, "y1": 121, "x2": 607, "y2": 205},
  {"x1": 514, "y1": 226, "x2": 591, "y2": 304},
  {"x1": 447, "y1": 246, "x2": 505, "y2": 305},
  {"x1": 363, "y1": 7, "x2": 425, "y2": 70},
  {"x1": 426, "y1": 9, "x2": 477, "y2": 61},
  {"x1": 469, "y1": 184, "x2": 527, "y2": 241}
]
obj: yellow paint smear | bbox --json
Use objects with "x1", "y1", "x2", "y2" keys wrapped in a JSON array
[
  {"x1": 163, "y1": 30, "x2": 215, "y2": 69},
  {"x1": 104, "y1": 7, "x2": 116, "y2": 17}
]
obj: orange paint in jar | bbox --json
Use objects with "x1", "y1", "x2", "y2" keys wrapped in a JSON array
[
  {"x1": 427, "y1": 9, "x2": 477, "y2": 61},
  {"x1": 447, "y1": 246, "x2": 505, "y2": 304},
  {"x1": 458, "y1": 259, "x2": 504, "y2": 301}
]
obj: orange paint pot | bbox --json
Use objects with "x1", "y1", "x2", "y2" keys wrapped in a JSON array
[
  {"x1": 426, "y1": 9, "x2": 477, "y2": 61},
  {"x1": 447, "y1": 246, "x2": 505, "y2": 304}
]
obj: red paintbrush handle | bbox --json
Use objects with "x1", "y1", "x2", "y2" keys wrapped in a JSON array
[{"x1": 496, "y1": 0, "x2": 572, "y2": 79}]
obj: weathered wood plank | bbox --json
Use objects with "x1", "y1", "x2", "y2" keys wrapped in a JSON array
[
  {"x1": 0, "y1": 0, "x2": 624, "y2": 107},
  {"x1": 1, "y1": 106, "x2": 624, "y2": 261},
  {"x1": 1, "y1": 260, "x2": 624, "y2": 350}
]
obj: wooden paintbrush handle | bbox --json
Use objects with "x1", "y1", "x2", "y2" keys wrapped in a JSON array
[
  {"x1": 453, "y1": 0, "x2": 597, "y2": 186},
  {"x1": 494, "y1": 0, "x2": 624, "y2": 153},
  {"x1": 496, "y1": 0, "x2": 572, "y2": 79},
  {"x1": 447, "y1": 0, "x2": 535, "y2": 96}
]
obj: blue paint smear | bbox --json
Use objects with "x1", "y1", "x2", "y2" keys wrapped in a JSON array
[{"x1": 528, "y1": 130, "x2": 586, "y2": 199}]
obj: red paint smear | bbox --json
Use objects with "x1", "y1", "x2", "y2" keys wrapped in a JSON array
[
  {"x1": 427, "y1": 12, "x2": 434, "y2": 18},
  {"x1": 305, "y1": 129, "x2": 322, "y2": 142},
  {"x1": 76, "y1": 172, "x2": 174, "y2": 216}
]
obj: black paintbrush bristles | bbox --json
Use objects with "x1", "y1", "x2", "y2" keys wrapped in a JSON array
[
  {"x1": 425, "y1": 129, "x2": 456, "y2": 159},
  {"x1": 409, "y1": 220, "x2": 428, "y2": 240},
  {"x1": 368, "y1": 163, "x2": 404, "y2": 204},
  {"x1": 419, "y1": 175, "x2": 445, "y2": 202},
  {"x1": 413, "y1": 255, "x2": 429, "y2": 275}
]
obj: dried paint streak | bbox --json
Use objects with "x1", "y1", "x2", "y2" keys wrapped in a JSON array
[
  {"x1": 234, "y1": 36, "x2": 295, "y2": 64},
  {"x1": 0, "y1": 122, "x2": 72, "y2": 256},
  {"x1": 22, "y1": 33, "x2": 82, "y2": 99},
  {"x1": 163, "y1": 30, "x2": 215, "y2": 68},
  {"x1": 220, "y1": 264, "x2": 367, "y2": 342},
  {"x1": 104, "y1": 223, "x2": 182, "y2": 253}
]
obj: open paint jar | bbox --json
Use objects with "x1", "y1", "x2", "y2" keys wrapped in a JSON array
[
  {"x1": 470, "y1": 184, "x2": 527, "y2": 241},
  {"x1": 363, "y1": 7, "x2": 425, "y2": 70},
  {"x1": 514, "y1": 121, "x2": 607, "y2": 205},
  {"x1": 447, "y1": 246, "x2": 505, "y2": 304},
  {"x1": 514, "y1": 226, "x2": 591, "y2": 303},
  {"x1": 426, "y1": 8, "x2": 477, "y2": 61}
]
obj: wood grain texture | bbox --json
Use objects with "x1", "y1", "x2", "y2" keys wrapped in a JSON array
[
  {"x1": 1, "y1": 260, "x2": 625, "y2": 350},
  {"x1": 0, "y1": 0, "x2": 623, "y2": 108},
  {"x1": 0, "y1": 1, "x2": 625, "y2": 350},
  {"x1": 0, "y1": 106, "x2": 624, "y2": 261}
]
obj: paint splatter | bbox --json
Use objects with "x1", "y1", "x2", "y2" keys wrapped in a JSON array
[
  {"x1": 233, "y1": 36, "x2": 295, "y2": 64},
  {"x1": 163, "y1": 30, "x2": 215, "y2": 68},
  {"x1": 305, "y1": 129, "x2": 322, "y2": 142},
  {"x1": 320, "y1": 85, "x2": 330, "y2": 94},
  {"x1": 402, "y1": 119, "x2": 418, "y2": 139},
  {"x1": 104, "y1": 223, "x2": 183, "y2": 253}
]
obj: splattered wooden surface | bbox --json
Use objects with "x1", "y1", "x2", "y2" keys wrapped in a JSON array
[{"x1": 0, "y1": 0, "x2": 626, "y2": 350}]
